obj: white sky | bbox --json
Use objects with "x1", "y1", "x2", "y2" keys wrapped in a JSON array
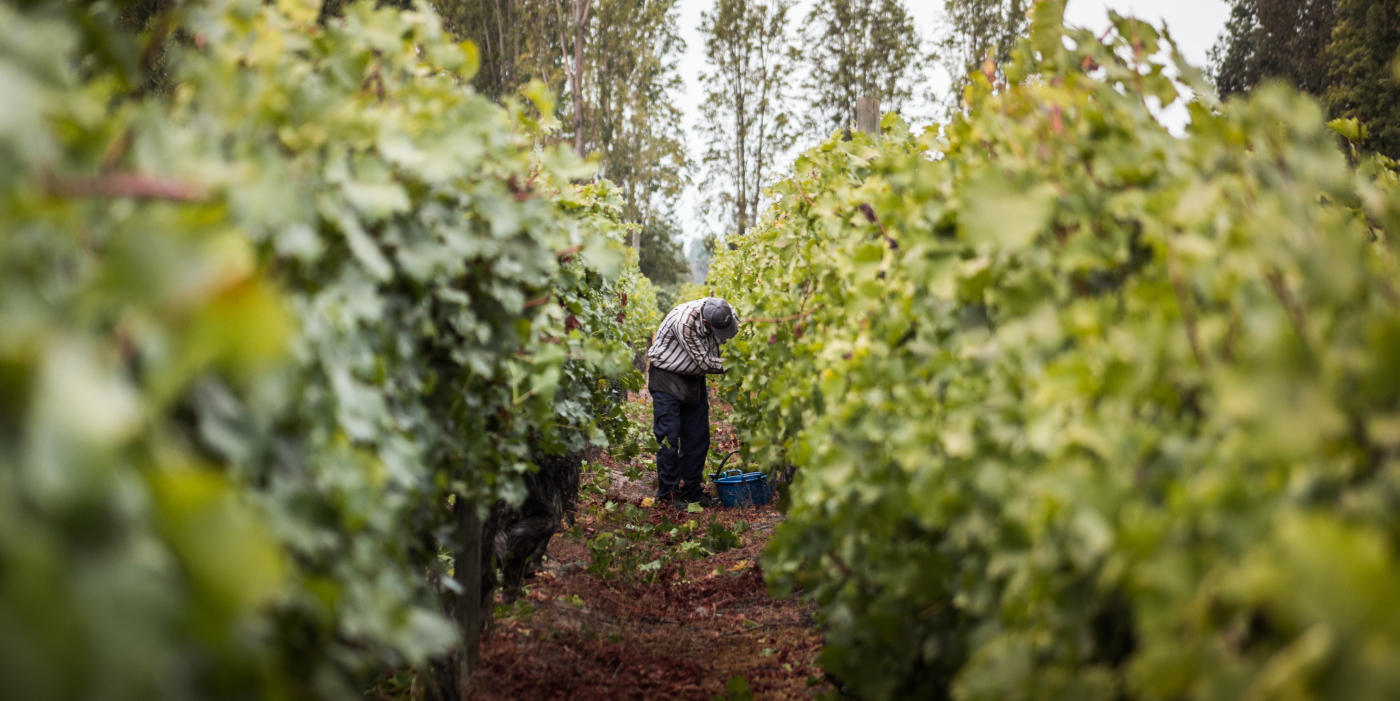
[{"x1": 671, "y1": 0, "x2": 1233, "y2": 246}]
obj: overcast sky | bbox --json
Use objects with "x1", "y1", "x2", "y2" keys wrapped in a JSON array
[{"x1": 670, "y1": 0, "x2": 1233, "y2": 247}]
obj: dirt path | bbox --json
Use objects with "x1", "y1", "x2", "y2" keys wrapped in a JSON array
[{"x1": 467, "y1": 393, "x2": 831, "y2": 701}]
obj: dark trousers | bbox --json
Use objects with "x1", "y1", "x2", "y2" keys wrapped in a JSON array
[{"x1": 652, "y1": 390, "x2": 709, "y2": 501}]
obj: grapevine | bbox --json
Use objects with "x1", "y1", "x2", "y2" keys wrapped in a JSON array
[
  {"x1": 710, "y1": 3, "x2": 1400, "y2": 699},
  {"x1": 0, "y1": 0, "x2": 642, "y2": 697}
]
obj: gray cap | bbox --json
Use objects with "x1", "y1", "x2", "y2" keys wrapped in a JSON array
[{"x1": 703, "y1": 298, "x2": 738, "y2": 342}]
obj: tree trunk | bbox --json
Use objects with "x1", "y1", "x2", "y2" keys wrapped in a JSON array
[
  {"x1": 455, "y1": 498, "x2": 483, "y2": 697},
  {"x1": 572, "y1": 0, "x2": 593, "y2": 158},
  {"x1": 493, "y1": 0, "x2": 509, "y2": 96}
]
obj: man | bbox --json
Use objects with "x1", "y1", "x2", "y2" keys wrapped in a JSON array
[{"x1": 646, "y1": 297, "x2": 739, "y2": 508}]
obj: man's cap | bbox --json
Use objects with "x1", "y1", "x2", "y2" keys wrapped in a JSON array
[{"x1": 703, "y1": 298, "x2": 739, "y2": 342}]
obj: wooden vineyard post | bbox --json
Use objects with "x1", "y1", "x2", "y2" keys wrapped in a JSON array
[
  {"x1": 856, "y1": 97, "x2": 880, "y2": 136},
  {"x1": 853, "y1": 96, "x2": 897, "y2": 250},
  {"x1": 631, "y1": 228, "x2": 640, "y2": 249},
  {"x1": 456, "y1": 497, "x2": 483, "y2": 697}
]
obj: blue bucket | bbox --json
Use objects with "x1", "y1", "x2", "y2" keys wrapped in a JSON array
[
  {"x1": 714, "y1": 469, "x2": 752, "y2": 508},
  {"x1": 743, "y1": 472, "x2": 773, "y2": 506}
]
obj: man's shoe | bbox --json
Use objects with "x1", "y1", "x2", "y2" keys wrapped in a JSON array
[{"x1": 678, "y1": 493, "x2": 719, "y2": 509}]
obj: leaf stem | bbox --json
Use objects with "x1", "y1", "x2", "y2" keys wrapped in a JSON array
[{"x1": 1166, "y1": 249, "x2": 1208, "y2": 369}]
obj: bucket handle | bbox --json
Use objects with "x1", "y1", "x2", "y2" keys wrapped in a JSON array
[
  {"x1": 710, "y1": 449, "x2": 744, "y2": 482},
  {"x1": 717, "y1": 449, "x2": 741, "y2": 471}
]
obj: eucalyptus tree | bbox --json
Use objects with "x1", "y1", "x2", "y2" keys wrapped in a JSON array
[
  {"x1": 699, "y1": 0, "x2": 797, "y2": 241},
  {"x1": 582, "y1": 0, "x2": 691, "y2": 231},
  {"x1": 432, "y1": 0, "x2": 539, "y2": 100},
  {"x1": 937, "y1": 0, "x2": 1028, "y2": 104},
  {"x1": 799, "y1": 0, "x2": 934, "y2": 139},
  {"x1": 433, "y1": 0, "x2": 690, "y2": 273}
]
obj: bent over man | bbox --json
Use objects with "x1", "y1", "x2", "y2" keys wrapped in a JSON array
[{"x1": 646, "y1": 297, "x2": 739, "y2": 508}]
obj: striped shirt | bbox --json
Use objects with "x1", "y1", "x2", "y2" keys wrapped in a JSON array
[{"x1": 647, "y1": 298, "x2": 724, "y2": 375}]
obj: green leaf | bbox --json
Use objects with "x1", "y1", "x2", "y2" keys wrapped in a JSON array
[
  {"x1": 1326, "y1": 117, "x2": 1367, "y2": 142},
  {"x1": 726, "y1": 674, "x2": 753, "y2": 701},
  {"x1": 961, "y1": 169, "x2": 1056, "y2": 250}
]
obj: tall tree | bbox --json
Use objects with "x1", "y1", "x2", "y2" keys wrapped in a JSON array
[
  {"x1": 699, "y1": 0, "x2": 797, "y2": 241},
  {"x1": 1205, "y1": 0, "x2": 1337, "y2": 99},
  {"x1": 582, "y1": 0, "x2": 690, "y2": 226},
  {"x1": 434, "y1": 0, "x2": 690, "y2": 275},
  {"x1": 434, "y1": 0, "x2": 535, "y2": 100},
  {"x1": 1323, "y1": 0, "x2": 1400, "y2": 157},
  {"x1": 800, "y1": 0, "x2": 935, "y2": 138},
  {"x1": 937, "y1": 0, "x2": 1028, "y2": 104},
  {"x1": 562, "y1": 0, "x2": 594, "y2": 157}
]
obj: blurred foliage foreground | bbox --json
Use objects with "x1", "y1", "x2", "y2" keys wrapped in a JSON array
[
  {"x1": 709, "y1": 2, "x2": 1400, "y2": 700},
  {"x1": 0, "y1": 0, "x2": 661, "y2": 698}
]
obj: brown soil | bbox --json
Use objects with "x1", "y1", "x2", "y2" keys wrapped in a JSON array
[{"x1": 466, "y1": 392, "x2": 830, "y2": 701}]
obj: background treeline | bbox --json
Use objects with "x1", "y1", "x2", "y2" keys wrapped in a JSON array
[
  {"x1": 403, "y1": 0, "x2": 1400, "y2": 267},
  {"x1": 426, "y1": 0, "x2": 694, "y2": 287},
  {"x1": 1208, "y1": 0, "x2": 1399, "y2": 157},
  {"x1": 424, "y1": 0, "x2": 940, "y2": 279},
  {"x1": 690, "y1": 0, "x2": 935, "y2": 273}
]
